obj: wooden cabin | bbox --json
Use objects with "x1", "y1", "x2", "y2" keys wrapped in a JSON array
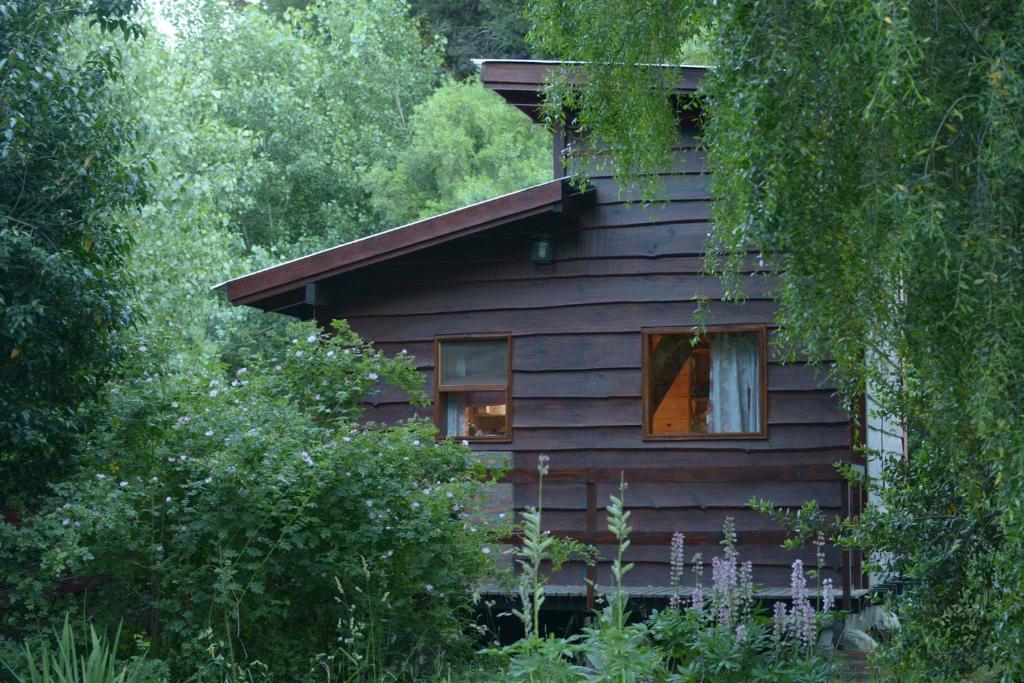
[{"x1": 219, "y1": 60, "x2": 874, "y2": 609}]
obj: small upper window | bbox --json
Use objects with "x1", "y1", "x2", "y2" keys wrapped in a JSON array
[
  {"x1": 436, "y1": 337, "x2": 510, "y2": 441},
  {"x1": 643, "y1": 327, "x2": 765, "y2": 438}
]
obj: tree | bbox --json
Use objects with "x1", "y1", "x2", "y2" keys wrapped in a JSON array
[
  {"x1": 148, "y1": 0, "x2": 443, "y2": 256},
  {"x1": 529, "y1": 1, "x2": 1024, "y2": 677},
  {"x1": 0, "y1": 0, "x2": 147, "y2": 504},
  {"x1": 408, "y1": 0, "x2": 531, "y2": 78},
  {"x1": 366, "y1": 77, "x2": 550, "y2": 225}
]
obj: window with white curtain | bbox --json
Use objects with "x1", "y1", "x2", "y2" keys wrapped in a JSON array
[
  {"x1": 435, "y1": 337, "x2": 510, "y2": 441},
  {"x1": 643, "y1": 327, "x2": 765, "y2": 438}
]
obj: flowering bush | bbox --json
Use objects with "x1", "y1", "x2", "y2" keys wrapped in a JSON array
[
  {"x1": 649, "y1": 521, "x2": 836, "y2": 682},
  {"x1": 0, "y1": 321, "x2": 497, "y2": 680},
  {"x1": 486, "y1": 461, "x2": 835, "y2": 683}
]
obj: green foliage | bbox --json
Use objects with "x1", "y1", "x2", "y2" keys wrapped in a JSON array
[
  {"x1": 408, "y1": 0, "x2": 531, "y2": 78},
  {"x1": 2, "y1": 615, "x2": 149, "y2": 683},
  {"x1": 529, "y1": 0, "x2": 1024, "y2": 677},
  {"x1": 366, "y1": 77, "x2": 550, "y2": 226},
  {"x1": 136, "y1": 0, "x2": 442, "y2": 256},
  {"x1": 487, "y1": 475, "x2": 830, "y2": 682},
  {"x1": 0, "y1": 321, "x2": 497, "y2": 680},
  {"x1": 0, "y1": 0, "x2": 147, "y2": 503}
]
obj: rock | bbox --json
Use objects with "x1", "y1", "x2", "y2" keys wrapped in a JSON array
[
  {"x1": 840, "y1": 628, "x2": 877, "y2": 652},
  {"x1": 864, "y1": 606, "x2": 900, "y2": 634},
  {"x1": 816, "y1": 627, "x2": 836, "y2": 651}
]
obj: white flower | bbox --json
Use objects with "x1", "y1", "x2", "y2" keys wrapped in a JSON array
[
  {"x1": 209, "y1": 389, "x2": 218, "y2": 397},
  {"x1": 300, "y1": 451, "x2": 314, "y2": 466},
  {"x1": 400, "y1": 349, "x2": 408, "y2": 355},
  {"x1": 482, "y1": 547, "x2": 491, "y2": 555},
  {"x1": 367, "y1": 372, "x2": 378, "y2": 381},
  {"x1": 231, "y1": 380, "x2": 238, "y2": 387},
  {"x1": 95, "y1": 473, "x2": 106, "y2": 479},
  {"x1": 411, "y1": 501, "x2": 420, "y2": 509},
  {"x1": 62, "y1": 503, "x2": 71, "y2": 509},
  {"x1": 165, "y1": 496, "x2": 172, "y2": 503},
  {"x1": 151, "y1": 476, "x2": 159, "y2": 482},
  {"x1": 204, "y1": 429, "x2": 214, "y2": 437},
  {"x1": 314, "y1": 394, "x2": 321, "y2": 400},
  {"x1": 274, "y1": 364, "x2": 283, "y2": 372},
  {"x1": 326, "y1": 350, "x2": 335, "y2": 357},
  {"x1": 342, "y1": 436, "x2": 351, "y2": 442},
  {"x1": 295, "y1": 350, "x2": 304, "y2": 358},
  {"x1": 138, "y1": 345, "x2": 147, "y2": 353},
  {"x1": 179, "y1": 454, "x2": 187, "y2": 461},
  {"x1": 74, "y1": 521, "x2": 81, "y2": 528},
  {"x1": 307, "y1": 334, "x2": 317, "y2": 343},
  {"x1": 422, "y1": 488, "x2": 431, "y2": 495},
  {"x1": 62, "y1": 519, "x2": 70, "y2": 526},
  {"x1": 170, "y1": 401, "x2": 179, "y2": 409},
  {"x1": 412, "y1": 439, "x2": 420, "y2": 447},
  {"x1": 461, "y1": 439, "x2": 469, "y2": 447},
  {"x1": 236, "y1": 367, "x2": 247, "y2": 376},
  {"x1": 424, "y1": 584, "x2": 433, "y2": 592},
  {"x1": 365, "y1": 500, "x2": 374, "y2": 507},
  {"x1": 204, "y1": 476, "x2": 212, "y2": 484},
  {"x1": 446, "y1": 491, "x2": 454, "y2": 498},
  {"x1": 119, "y1": 481, "x2": 128, "y2": 488}
]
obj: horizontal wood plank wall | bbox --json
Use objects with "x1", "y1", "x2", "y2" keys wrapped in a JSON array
[{"x1": 327, "y1": 121, "x2": 855, "y2": 593}]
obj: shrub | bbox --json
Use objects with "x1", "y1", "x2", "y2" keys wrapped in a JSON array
[
  {"x1": 486, "y1": 461, "x2": 835, "y2": 682},
  {"x1": 0, "y1": 321, "x2": 497, "y2": 680}
]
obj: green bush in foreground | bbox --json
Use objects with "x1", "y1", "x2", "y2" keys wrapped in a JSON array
[{"x1": 0, "y1": 321, "x2": 497, "y2": 680}]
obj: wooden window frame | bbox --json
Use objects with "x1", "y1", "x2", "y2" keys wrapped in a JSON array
[
  {"x1": 434, "y1": 334, "x2": 513, "y2": 443},
  {"x1": 641, "y1": 324, "x2": 768, "y2": 441}
]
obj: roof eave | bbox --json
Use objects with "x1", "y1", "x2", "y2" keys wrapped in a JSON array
[{"x1": 218, "y1": 177, "x2": 592, "y2": 310}]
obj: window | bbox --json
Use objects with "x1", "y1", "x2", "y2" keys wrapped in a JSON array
[
  {"x1": 642, "y1": 326, "x2": 766, "y2": 439},
  {"x1": 435, "y1": 336, "x2": 511, "y2": 441}
]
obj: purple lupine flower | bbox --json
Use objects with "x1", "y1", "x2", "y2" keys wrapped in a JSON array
[
  {"x1": 690, "y1": 584, "x2": 705, "y2": 613},
  {"x1": 821, "y1": 577, "x2": 835, "y2": 614},
  {"x1": 300, "y1": 451, "x2": 314, "y2": 466},
  {"x1": 789, "y1": 559, "x2": 815, "y2": 646},
  {"x1": 772, "y1": 600, "x2": 787, "y2": 641},
  {"x1": 668, "y1": 531, "x2": 686, "y2": 610},
  {"x1": 712, "y1": 553, "x2": 739, "y2": 626},
  {"x1": 669, "y1": 531, "x2": 686, "y2": 594},
  {"x1": 734, "y1": 624, "x2": 748, "y2": 643},
  {"x1": 738, "y1": 560, "x2": 754, "y2": 615},
  {"x1": 537, "y1": 454, "x2": 550, "y2": 476}
]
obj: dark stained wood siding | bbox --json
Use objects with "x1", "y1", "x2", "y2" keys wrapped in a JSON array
[{"x1": 321, "y1": 119, "x2": 858, "y2": 593}]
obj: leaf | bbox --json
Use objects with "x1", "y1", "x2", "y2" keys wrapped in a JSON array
[{"x1": 9, "y1": 346, "x2": 21, "y2": 359}]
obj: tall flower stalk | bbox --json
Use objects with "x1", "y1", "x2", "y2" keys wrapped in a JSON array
[{"x1": 509, "y1": 454, "x2": 553, "y2": 640}]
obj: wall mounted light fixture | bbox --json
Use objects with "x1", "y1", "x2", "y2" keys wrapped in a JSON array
[{"x1": 530, "y1": 233, "x2": 555, "y2": 265}]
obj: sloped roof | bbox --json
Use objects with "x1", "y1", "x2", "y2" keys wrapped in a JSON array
[{"x1": 218, "y1": 177, "x2": 592, "y2": 311}]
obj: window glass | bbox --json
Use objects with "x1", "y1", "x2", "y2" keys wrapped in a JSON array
[
  {"x1": 437, "y1": 337, "x2": 510, "y2": 440},
  {"x1": 646, "y1": 331, "x2": 761, "y2": 435},
  {"x1": 439, "y1": 339, "x2": 507, "y2": 387},
  {"x1": 442, "y1": 391, "x2": 508, "y2": 438}
]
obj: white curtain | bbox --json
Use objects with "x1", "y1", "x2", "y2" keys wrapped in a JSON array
[
  {"x1": 445, "y1": 393, "x2": 467, "y2": 437},
  {"x1": 709, "y1": 333, "x2": 760, "y2": 433}
]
